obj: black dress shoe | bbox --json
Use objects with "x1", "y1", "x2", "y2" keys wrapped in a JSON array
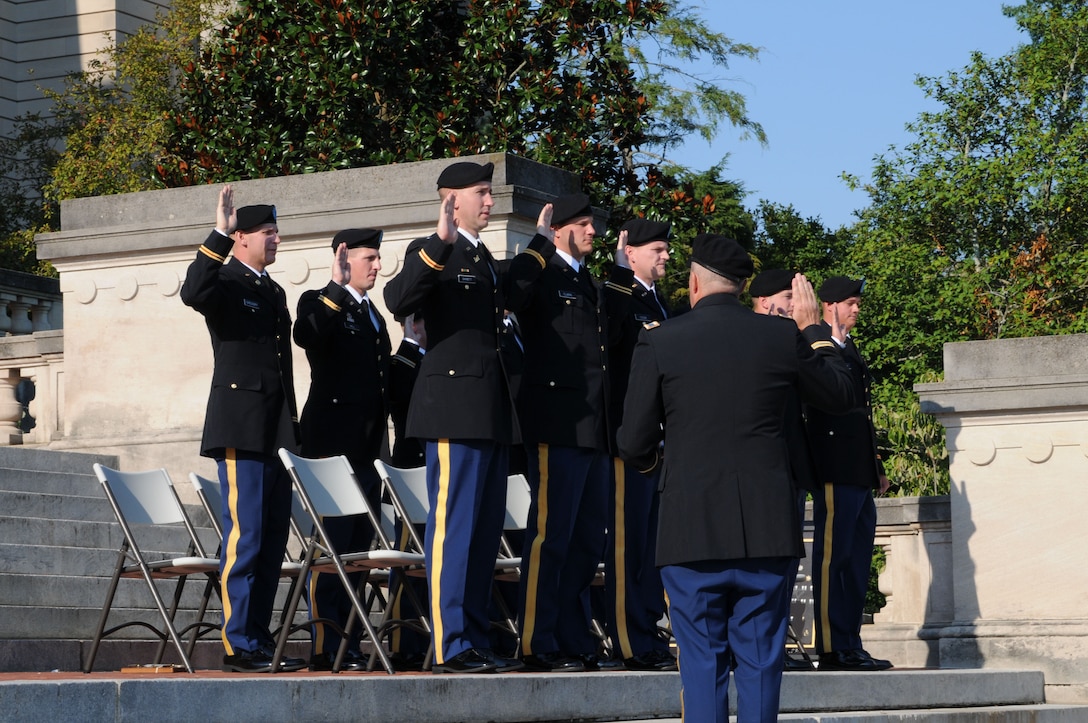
[
  {"x1": 817, "y1": 649, "x2": 893, "y2": 671},
  {"x1": 432, "y1": 648, "x2": 497, "y2": 674},
  {"x1": 222, "y1": 650, "x2": 274, "y2": 673},
  {"x1": 390, "y1": 652, "x2": 426, "y2": 672},
  {"x1": 480, "y1": 649, "x2": 525, "y2": 673},
  {"x1": 624, "y1": 649, "x2": 678, "y2": 672},
  {"x1": 309, "y1": 650, "x2": 369, "y2": 672},
  {"x1": 784, "y1": 655, "x2": 816, "y2": 671},
  {"x1": 256, "y1": 643, "x2": 307, "y2": 672},
  {"x1": 521, "y1": 652, "x2": 585, "y2": 672},
  {"x1": 576, "y1": 653, "x2": 623, "y2": 671}
]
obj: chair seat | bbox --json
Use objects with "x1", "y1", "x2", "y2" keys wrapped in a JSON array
[
  {"x1": 122, "y1": 556, "x2": 220, "y2": 579},
  {"x1": 308, "y1": 549, "x2": 425, "y2": 573}
]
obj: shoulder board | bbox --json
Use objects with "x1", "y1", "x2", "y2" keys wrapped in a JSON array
[{"x1": 642, "y1": 320, "x2": 661, "y2": 331}]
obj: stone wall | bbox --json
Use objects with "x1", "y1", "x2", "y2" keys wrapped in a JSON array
[{"x1": 916, "y1": 333, "x2": 1088, "y2": 703}]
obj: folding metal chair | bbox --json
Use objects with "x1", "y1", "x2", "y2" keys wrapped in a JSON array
[
  {"x1": 275, "y1": 449, "x2": 427, "y2": 674},
  {"x1": 86, "y1": 464, "x2": 222, "y2": 673}
]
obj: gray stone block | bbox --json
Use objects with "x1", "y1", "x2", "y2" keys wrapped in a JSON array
[{"x1": 0, "y1": 490, "x2": 115, "y2": 522}]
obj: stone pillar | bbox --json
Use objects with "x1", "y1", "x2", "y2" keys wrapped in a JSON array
[
  {"x1": 916, "y1": 334, "x2": 1088, "y2": 704},
  {"x1": 0, "y1": 368, "x2": 23, "y2": 444}
]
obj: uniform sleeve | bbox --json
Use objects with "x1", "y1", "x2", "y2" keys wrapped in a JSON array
[
  {"x1": 180, "y1": 230, "x2": 233, "y2": 315},
  {"x1": 383, "y1": 233, "x2": 455, "y2": 317},
  {"x1": 503, "y1": 233, "x2": 555, "y2": 313},
  {"x1": 293, "y1": 282, "x2": 352, "y2": 349},
  {"x1": 616, "y1": 328, "x2": 664, "y2": 474},
  {"x1": 796, "y1": 324, "x2": 856, "y2": 415},
  {"x1": 604, "y1": 263, "x2": 636, "y2": 347}
]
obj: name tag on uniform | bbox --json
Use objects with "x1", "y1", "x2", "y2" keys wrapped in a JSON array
[
  {"x1": 343, "y1": 314, "x2": 362, "y2": 331},
  {"x1": 243, "y1": 298, "x2": 261, "y2": 310},
  {"x1": 458, "y1": 274, "x2": 478, "y2": 285},
  {"x1": 634, "y1": 313, "x2": 653, "y2": 323},
  {"x1": 558, "y1": 290, "x2": 579, "y2": 300}
]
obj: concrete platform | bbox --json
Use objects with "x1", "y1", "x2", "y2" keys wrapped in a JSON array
[{"x1": 2, "y1": 667, "x2": 1085, "y2": 722}]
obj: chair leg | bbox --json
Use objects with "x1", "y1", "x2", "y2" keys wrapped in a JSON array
[{"x1": 84, "y1": 552, "x2": 126, "y2": 673}]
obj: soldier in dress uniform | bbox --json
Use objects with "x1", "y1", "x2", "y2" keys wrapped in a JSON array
[
  {"x1": 293, "y1": 227, "x2": 391, "y2": 671},
  {"x1": 806, "y1": 275, "x2": 894, "y2": 672},
  {"x1": 750, "y1": 267, "x2": 819, "y2": 671},
  {"x1": 506, "y1": 192, "x2": 611, "y2": 672},
  {"x1": 617, "y1": 235, "x2": 855, "y2": 721},
  {"x1": 383, "y1": 161, "x2": 523, "y2": 674},
  {"x1": 180, "y1": 185, "x2": 306, "y2": 673},
  {"x1": 602, "y1": 218, "x2": 676, "y2": 671}
]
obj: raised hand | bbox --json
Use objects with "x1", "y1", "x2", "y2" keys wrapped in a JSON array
[
  {"x1": 331, "y1": 242, "x2": 350, "y2": 286},
  {"x1": 790, "y1": 273, "x2": 820, "y2": 330},
  {"x1": 437, "y1": 192, "x2": 458, "y2": 244},
  {"x1": 615, "y1": 228, "x2": 630, "y2": 269},
  {"x1": 536, "y1": 203, "x2": 555, "y2": 242},
  {"x1": 216, "y1": 185, "x2": 237, "y2": 235}
]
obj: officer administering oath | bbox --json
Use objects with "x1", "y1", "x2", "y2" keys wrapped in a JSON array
[
  {"x1": 617, "y1": 235, "x2": 854, "y2": 721},
  {"x1": 293, "y1": 228, "x2": 391, "y2": 671},
  {"x1": 383, "y1": 161, "x2": 523, "y2": 674},
  {"x1": 181, "y1": 186, "x2": 305, "y2": 673}
]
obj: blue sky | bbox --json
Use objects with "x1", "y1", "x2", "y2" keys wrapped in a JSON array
[{"x1": 669, "y1": 1, "x2": 1027, "y2": 229}]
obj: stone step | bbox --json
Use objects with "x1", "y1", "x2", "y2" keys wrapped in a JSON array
[
  {"x1": 0, "y1": 467, "x2": 107, "y2": 496},
  {"x1": 0, "y1": 515, "x2": 211, "y2": 552},
  {"x1": 0, "y1": 668, "x2": 1078, "y2": 722},
  {"x1": 0, "y1": 539, "x2": 223, "y2": 577},
  {"x1": 0, "y1": 489, "x2": 117, "y2": 522},
  {"x1": 0, "y1": 447, "x2": 118, "y2": 475},
  {"x1": 0, "y1": 572, "x2": 226, "y2": 610}
]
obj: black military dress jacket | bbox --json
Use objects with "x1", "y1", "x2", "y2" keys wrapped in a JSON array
[
  {"x1": 387, "y1": 339, "x2": 425, "y2": 468},
  {"x1": 604, "y1": 264, "x2": 670, "y2": 450},
  {"x1": 803, "y1": 322, "x2": 886, "y2": 489},
  {"x1": 383, "y1": 231, "x2": 518, "y2": 444},
  {"x1": 617, "y1": 293, "x2": 854, "y2": 567},
  {"x1": 181, "y1": 231, "x2": 300, "y2": 459},
  {"x1": 505, "y1": 234, "x2": 610, "y2": 451},
  {"x1": 293, "y1": 282, "x2": 391, "y2": 467}
]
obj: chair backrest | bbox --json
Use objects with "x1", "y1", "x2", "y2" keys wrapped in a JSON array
[
  {"x1": 278, "y1": 449, "x2": 370, "y2": 518},
  {"x1": 189, "y1": 472, "x2": 223, "y2": 540},
  {"x1": 373, "y1": 460, "x2": 429, "y2": 526},
  {"x1": 93, "y1": 463, "x2": 207, "y2": 557},
  {"x1": 504, "y1": 473, "x2": 532, "y2": 532}
]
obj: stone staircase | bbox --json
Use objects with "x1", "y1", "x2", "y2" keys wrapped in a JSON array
[
  {"x1": 0, "y1": 446, "x2": 306, "y2": 673},
  {"x1": 1, "y1": 447, "x2": 1086, "y2": 721}
]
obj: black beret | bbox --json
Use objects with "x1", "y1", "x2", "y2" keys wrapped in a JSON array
[
  {"x1": 690, "y1": 233, "x2": 753, "y2": 281},
  {"x1": 748, "y1": 268, "x2": 796, "y2": 298},
  {"x1": 550, "y1": 192, "x2": 593, "y2": 227},
  {"x1": 236, "y1": 204, "x2": 276, "y2": 232},
  {"x1": 436, "y1": 161, "x2": 494, "y2": 189},
  {"x1": 818, "y1": 275, "x2": 865, "y2": 302},
  {"x1": 621, "y1": 218, "x2": 671, "y2": 247},
  {"x1": 331, "y1": 228, "x2": 382, "y2": 251}
]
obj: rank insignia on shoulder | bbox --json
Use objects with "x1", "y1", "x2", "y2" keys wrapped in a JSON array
[{"x1": 643, "y1": 320, "x2": 661, "y2": 330}]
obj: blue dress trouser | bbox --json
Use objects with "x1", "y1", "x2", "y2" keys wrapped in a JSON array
[
  {"x1": 812, "y1": 482, "x2": 877, "y2": 654},
  {"x1": 217, "y1": 449, "x2": 292, "y2": 656},
  {"x1": 605, "y1": 458, "x2": 667, "y2": 659},
  {"x1": 519, "y1": 444, "x2": 608, "y2": 657},
  {"x1": 424, "y1": 439, "x2": 508, "y2": 664},
  {"x1": 662, "y1": 557, "x2": 793, "y2": 723}
]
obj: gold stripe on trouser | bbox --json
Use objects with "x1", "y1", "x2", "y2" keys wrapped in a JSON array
[
  {"x1": 220, "y1": 449, "x2": 241, "y2": 655},
  {"x1": 817, "y1": 484, "x2": 835, "y2": 652},
  {"x1": 521, "y1": 443, "x2": 549, "y2": 655},
  {"x1": 390, "y1": 523, "x2": 413, "y2": 651},
  {"x1": 612, "y1": 457, "x2": 633, "y2": 659},
  {"x1": 309, "y1": 525, "x2": 325, "y2": 653},
  {"x1": 430, "y1": 440, "x2": 451, "y2": 664}
]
